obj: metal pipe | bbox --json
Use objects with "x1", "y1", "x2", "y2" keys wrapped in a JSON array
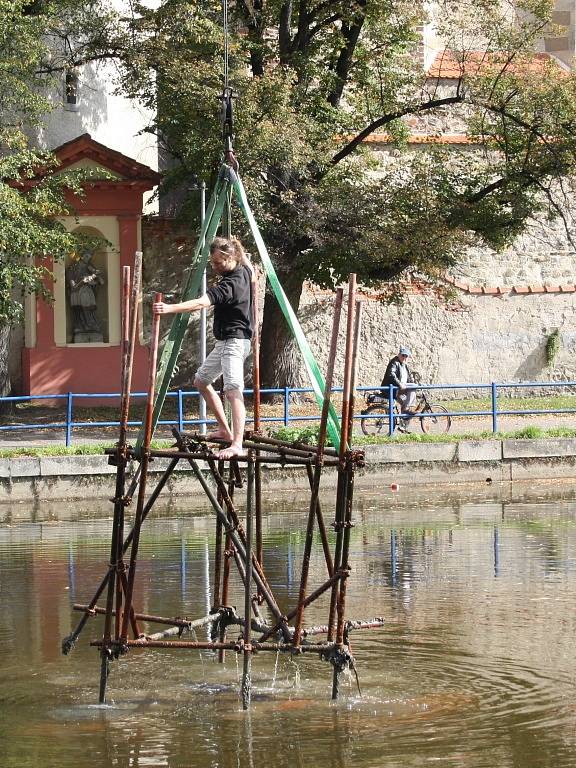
[
  {"x1": 301, "y1": 618, "x2": 385, "y2": 638},
  {"x1": 327, "y1": 456, "x2": 349, "y2": 643},
  {"x1": 190, "y1": 431, "x2": 339, "y2": 457},
  {"x1": 305, "y1": 463, "x2": 333, "y2": 577},
  {"x1": 336, "y1": 301, "x2": 363, "y2": 646},
  {"x1": 91, "y1": 639, "x2": 341, "y2": 653},
  {"x1": 258, "y1": 570, "x2": 344, "y2": 643},
  {"x1": 347, "y1": 300, "x2": 362, "y2": 440},
  {"x1": 253, "y1": 434, "x2": 339, "y2": 456},
  {"x1": 328, "y1": 276, "x2": 356, "y2": 641},
  {"x1": 144, "y1": 610, "x2": 224, "y2": 641},
  {"x1": 204, "y1": 455, "x2": 284, "y2": 618},
  {"x1": 73, "y1": 605, "x2": 212, "y2": 629},
  {"x1": 199, "y1": 182, "x2": 207, "y2": 434},
  {"x1": 250, "y1": 267, "x2": 263, "y2": 595},
  {"x1": 335, "y1": 467, "x2": 354, "y2": 646},
  {"x1": 242, "y1": 452, "x2": 255, "y2": 709},
  {"x1": 212, "y1": 460, "x2": 225, "y2": 610},
  {"x1": 120, "y1": 292, "x2": 162, "y2": 645},
  {"x1": 100, "y1": 265, "x2": 130, "y2": 692},
  {"x1": 254, "y1": 460, "x2": 263, "y2": 604},
  {"x1": 218, "y1": 463, "x2": 236, "y2": 662},
  {"x1": 61, "y1": 458, "x2": 178, "y2": 655},
  {"x1": 181, "y1": 434, "x2": 322, "y2": 459},
  {"x1": 293, "y1": 288, "x2": 343, "y2": 648},
  {"x1": 147, "y1": 448, "x2": 340, "y2": 466},
  {"x1": 338, "y1": 275, "x2": 356, "y2": 459},
  {"x1": 113, "y1": 255, "x2": 143, "y2": 638},
  {"x1": 99, "y1": 259, "x2": 142, "y2": 703},
  {"x1": 219, "y1": 532, "x2": 232, "y2": 663}
]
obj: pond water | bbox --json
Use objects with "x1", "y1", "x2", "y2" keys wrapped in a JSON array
[{"x1": 1, "y1": 487, "x2": 576, "y2": 768}]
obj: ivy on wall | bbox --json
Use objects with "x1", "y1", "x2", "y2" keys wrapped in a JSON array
[{"x1": 546, "y1": 329, "x2": 561, "y2": 367}]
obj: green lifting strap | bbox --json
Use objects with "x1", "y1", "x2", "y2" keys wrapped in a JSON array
[
  {"x1": 135, "y1": 170, "x2": 231, "y2": 452},
  {"x1": 136, "y1": 163, "x2": 342, "y2": 453},
  {"x1": 230, "y1": 169, "x2": 342, "y2": 451}
]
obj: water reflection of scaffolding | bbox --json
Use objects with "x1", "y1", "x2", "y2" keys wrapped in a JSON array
[{"x1": 62, "y1": 257, "x2": 384, "y2": 709}]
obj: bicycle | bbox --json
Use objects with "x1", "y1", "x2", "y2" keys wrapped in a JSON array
[{"x1": 359, "y1": 373, "x2": 451, "y2": 436}]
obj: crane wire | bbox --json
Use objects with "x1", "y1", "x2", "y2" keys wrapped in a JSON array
[{"x1": 223, "y1": 0, "x2": 229, "y2": 92}]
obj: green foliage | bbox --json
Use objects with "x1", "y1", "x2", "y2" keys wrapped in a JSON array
[
  {"x1": 269, "y1": 424, "x2": 322, "y2": 445},
  {"x1": 0, "y1": 0, "x2": 117, "y2": 324},
  {"x1": 546, "y1": 329, "x2": 561, "y2": 366},
  {"x1": 114, "y1": 0, "x2": 576, "y2": 292},
  {"x1": 0, "y1": 439, "x2": 173, "y2": 458},
  {"x1": 5, "y1": 0, "x2": 576, "y2": 385}
]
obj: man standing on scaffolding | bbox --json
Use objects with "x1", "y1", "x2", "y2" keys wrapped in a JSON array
[{"x1": 153, "y1": 236, "x2": 255, "y2": 459}]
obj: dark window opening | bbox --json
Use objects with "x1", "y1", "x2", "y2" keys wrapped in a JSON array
[{"x1": 65, "y1": 70, "x2": 78, "y2": 106}]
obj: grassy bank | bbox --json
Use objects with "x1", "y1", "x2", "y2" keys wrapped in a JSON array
[{"x1": 0, "y1": 440, "x2": 173, "y2": 459}]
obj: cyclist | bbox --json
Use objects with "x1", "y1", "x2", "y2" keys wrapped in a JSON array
[{"x1": 381, "y1": 346, "x2": 417, "y2": 432}]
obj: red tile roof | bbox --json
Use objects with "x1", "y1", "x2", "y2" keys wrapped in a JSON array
[
  {"x1": 363, "y1": 133, "x2": 473, "y2": 145},
  {"x1": 307, "y1": 277, "x2": 576, "y2": 301},
  {"x1": 427, "y1": 50, "x2": 566, "y2": 80},
  {"x1": 443, "y1": 274, "x2": 575, "y2": 296}
]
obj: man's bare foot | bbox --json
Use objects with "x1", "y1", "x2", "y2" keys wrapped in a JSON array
[
  {"x1": 217, "y1": 443, "x2": 245, "y2": 460},
  {"x1": 207, "y1": 428, "x2": 233, "y2": 442}
]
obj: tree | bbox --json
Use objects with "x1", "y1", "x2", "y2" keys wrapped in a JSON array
[
  {"x1": 0, "y1": 0, "x2": 119, "y2": 399},
  {"x1": 11, "y1": 0, "x2": 576, "y2": 386},
  {"x1": 79, "y1": 1, "x2": 576, "y2": 386}
]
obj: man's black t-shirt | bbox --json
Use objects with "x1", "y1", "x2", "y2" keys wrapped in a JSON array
[{"x1": 206, "y1": 265, "x2": 253, "y2": 340}]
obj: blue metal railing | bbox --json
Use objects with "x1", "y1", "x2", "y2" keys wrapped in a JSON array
[{"x1": 0, "y1": 380, "x2": 575, "y2": 446}]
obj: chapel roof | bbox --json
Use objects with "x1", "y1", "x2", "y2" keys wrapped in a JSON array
[
  {"x1": 427, "y1": 49, "x2": 568, "y2": 80},
  {"x1": 53, "y1": 133, "x2": 161, "y2": 184}
]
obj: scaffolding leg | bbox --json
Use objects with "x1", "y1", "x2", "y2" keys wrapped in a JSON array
[{"x1": 241, "y1": 452, "x2": 255, "y2": 710}]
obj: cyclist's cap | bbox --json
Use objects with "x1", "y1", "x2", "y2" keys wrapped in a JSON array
[{"x1": 399, "y1": 347, "x2": 411, "y2": 357}]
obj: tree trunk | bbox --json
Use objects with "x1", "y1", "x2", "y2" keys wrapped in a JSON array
[
  {"x1": 0, "y1": 324, "x2": 12, "y2": 415},
  {"x1": 259, "y1": 269, "x2": 305, "y2": 391}
]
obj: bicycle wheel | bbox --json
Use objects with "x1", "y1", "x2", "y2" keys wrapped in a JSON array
[
  {"x1": 360, "y1": 404, "x2": 392, "y2": 436},
  {"x1": 420, "y1": 404, "x2": 451, "y2": 434}
]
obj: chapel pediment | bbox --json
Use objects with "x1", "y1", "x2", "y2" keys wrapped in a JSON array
[{"x1": 53, "y1": 133, "x2": 161, "y2": 187}]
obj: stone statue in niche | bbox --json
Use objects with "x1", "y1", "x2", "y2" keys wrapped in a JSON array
[{"x1": 66, "y1": 248, "x2": 105, "y2": 343}]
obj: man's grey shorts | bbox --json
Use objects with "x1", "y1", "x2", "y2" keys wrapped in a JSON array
[{"x1": 195, "y1": 338, "x2": 251, "y2": 392}]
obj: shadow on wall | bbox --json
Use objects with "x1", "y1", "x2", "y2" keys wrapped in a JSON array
[{"x1": 513, "y1": 341, "x2": 547, "y2": 381}]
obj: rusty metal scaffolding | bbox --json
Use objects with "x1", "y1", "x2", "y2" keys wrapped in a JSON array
[{"x1": 62, "y1": 261, "x2": 384, "y2": 709}]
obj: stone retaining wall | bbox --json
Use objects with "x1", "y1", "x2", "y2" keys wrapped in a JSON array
[
  {"x1": 139, "y1": 208, "x2": 576, "y2": 392},
  {"x1": 301, "y1": 288, "x2": 576, "y2": 389},
  {"x1": 1, "y1": 439, "x2": 574, "y2": 507}
]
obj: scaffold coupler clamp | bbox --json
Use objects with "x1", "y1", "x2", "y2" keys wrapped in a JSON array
[
  {"x1": 108, "y1": 442, "x2": 130, "y2": 467},
  {"x1": 323, "y1": 644, "x2": 354, "y2": 673},
  {"x1": 210, "y1": 605, "x2": 238, "y2": 641},
  {"x1": 61, "y1": 634, "x2": 76, "y2": 656}
]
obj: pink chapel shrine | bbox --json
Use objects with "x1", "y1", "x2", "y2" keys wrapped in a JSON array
[{"x1": 22, "y1": 134, "x2": 161, "y2": 398}]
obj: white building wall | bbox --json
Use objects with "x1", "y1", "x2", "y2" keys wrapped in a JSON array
[
  {"x1": 545, "y1": 0, "x2": 576, "y2": 65},
  {"x1": 35, "y1": 0, "x2": 160, "y2": 209},
  {"x1": 37, "y1": 60, "x2": 158, "y2": 172}
]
